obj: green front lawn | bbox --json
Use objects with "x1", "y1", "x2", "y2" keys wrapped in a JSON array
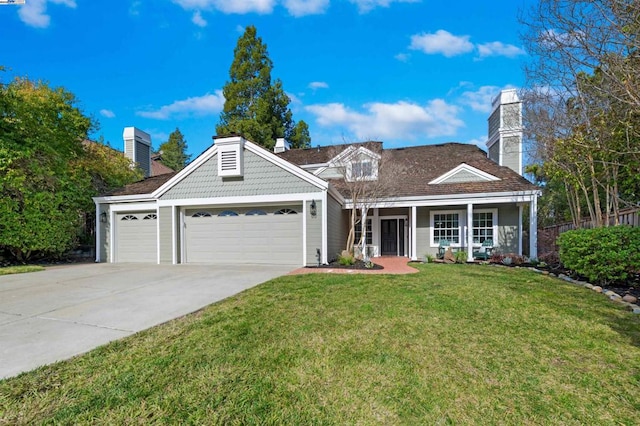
[
  {"x1": 0, "y1": 265, "x2": 44, "y2": 276},
  {"x1": 1, "y1": 264, "x2": 639, "y2": 424}
]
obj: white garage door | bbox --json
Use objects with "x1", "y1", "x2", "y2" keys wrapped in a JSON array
[
  {"x1": 115, "y1": 212, "x2": 157, "y2": 263},
  {"x1": 184, "y1": 206, "x2": 302, "y2": 265}
]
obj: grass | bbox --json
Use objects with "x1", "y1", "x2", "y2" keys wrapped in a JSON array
[
  {"x1": 1, "y1": 264, "x2": 639, "y2": 424},
  {"x1": 0, "y1": 265, "x2": 44, "y2": 276}
]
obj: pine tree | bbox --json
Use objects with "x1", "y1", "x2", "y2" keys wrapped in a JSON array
[
  {"x1": 216, "y1": 25, "x2": 310, "y2": 149},
  {"x1": 158, "y1": 128, "x2": 191, "y2": 171}
]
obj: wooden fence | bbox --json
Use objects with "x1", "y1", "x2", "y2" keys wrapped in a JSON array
[{"x1": 538, "y1": 206, "x2": 640, "y2": 253}]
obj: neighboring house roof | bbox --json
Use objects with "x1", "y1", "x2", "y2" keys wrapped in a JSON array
[
  {"x1": 101, "y1": 140, "x2": 536, "y2": 198},
  {"x1": 280, "y1": 142, "x2": 537, "y2": 198},
  {"x1": 151, "y1": 159, "x2": 175, "y2": 176}
]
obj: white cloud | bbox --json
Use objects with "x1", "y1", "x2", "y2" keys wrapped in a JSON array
[
  {"x1": 309, "y1": 81, "x2": 329, "y2": 90},
  {"x1": 459, "y1": 85, "x2": 516, "y2": 113},
  {"x1": 191, "y1": 10, "x2": 207, "y2": 27},
  {"x1": 306, "y1": 99, "x2": 464, "y2": 140},
  {"x1": 136, "y1": 91, "x2": 225, "y2": 120},
  {"x1": 477, "y1": 41, "x2": 525, "y2": 59},
  {"x1": 394, "y1": 53, "x2": 410, "y2": 62},
  {"x1": 350, "y1": 0, "x2": 419, "y2": 13},
  {"x1": 129, "y1": 1, "x2": 142, "y2": 16},
  {"x1": 410, "y1": 30, "x2": 474, "y2": 57},
  {"x1": 172, "y1": 0, "x2": 275, "y2": 14},
  {"x1": 18, "y1": 0, "x2": 76, "y2": 28},
  {"x1": 99, "y1": 109, "x2": 116, "y2": 118},
  {"x1": 283, "y1": 0, "x2": 329, "y2": 16},
  {"x1": 465, "y1": 136, "x2": 488, "y2": 149}
]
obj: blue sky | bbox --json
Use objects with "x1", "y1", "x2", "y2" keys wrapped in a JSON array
[{"x1": 2, "y1": 0, "x2": 532, "y2": 157}]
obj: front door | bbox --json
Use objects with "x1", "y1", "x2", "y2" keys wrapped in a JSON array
[
  {"x1": 381, "y1": 219, "x2": 397, "y2": 255},
  {"x1": 381, "y1": 218, "x2": 406, "y2": 256}
]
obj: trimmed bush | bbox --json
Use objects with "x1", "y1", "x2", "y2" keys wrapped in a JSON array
[{"x1": 557, "y1": 226, "x2": 640, "y2": 285}]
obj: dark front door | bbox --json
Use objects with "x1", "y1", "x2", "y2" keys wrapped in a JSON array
[{"x1": 381, "y1": 219, "x2": 397, "y2": 255}]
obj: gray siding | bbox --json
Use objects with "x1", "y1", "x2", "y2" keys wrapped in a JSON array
[
  {"x1": 161, "y1": 150, "x2": 319, "y2": 200},
  {"x1": 502, "y1": 103, "x2": 521, "y2": 128},
  {"x1": 440, "y1": 170, "x2": 487, "y2": 184},
  {"x1": 327, "y1": 195, "x2": 347, "y2": 262},
  {"x1": 306, "y1": 200, "x2": 323, "y2": 265},
  {"x1": 488, "y1": 141, "x2": 499, "y2": 165},
  {"x1": 488, "y1": 109, "x2": 500, "y2": 137},
  {"x1": 98, "y1": 206, "x2": 108, "y2": 262},
  {"x1": 159, "y1": 206, "x2": 172, "y2": 264},
  {"x1": 318, "y1": 167, "x2": 343, "y2": 179},
  {"x1": 497, "y1": 204, "x2": 519, "y2": 253},
  {"x1": 415, "y1": 204, "x2": 521, "y2": 258},
  {"x1": 502, "y1": 136, "x2": 521, "y2": 175}
]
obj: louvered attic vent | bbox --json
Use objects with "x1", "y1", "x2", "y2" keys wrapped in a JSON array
[{"x1": 216, "y1": 137, "x2": 244, "y2": 177}]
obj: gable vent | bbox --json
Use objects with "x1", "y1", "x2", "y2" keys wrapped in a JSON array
[{"x1": 216, "y1": 136, "x2": 244, "y2": 177}]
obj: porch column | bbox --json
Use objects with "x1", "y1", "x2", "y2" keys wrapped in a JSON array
[
  {"x1": 94, "y1": 202, "x2": 101, "y2": 263},
  {"x1": 518, "y1": 204, "x2": 523, "y2": 256},
  {"x1": 467, "y1": 203, "x2": 474, "y2": 262},
  {"x1": 411, "y1": 206, "x2": 417, "y2": 260},
  {"x1": 529, "y1": 195, "x2": 538, "y2": 259}
]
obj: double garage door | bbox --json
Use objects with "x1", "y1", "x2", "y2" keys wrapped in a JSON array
[{"x1": 183, "y1": 206, "x2": 302, "y2": 265}]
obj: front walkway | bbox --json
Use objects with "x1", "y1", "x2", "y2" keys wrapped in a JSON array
[{"x1": 289, "y1": 256, "x2": 419, "y2": 275}]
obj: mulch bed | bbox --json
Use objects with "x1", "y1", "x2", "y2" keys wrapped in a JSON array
[{"x1": 305, "y1": 259, "x2": 384, "y2": 270}]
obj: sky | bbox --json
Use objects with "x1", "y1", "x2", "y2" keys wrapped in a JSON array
[{"x1": 1, "y1": 0, "x2": 534, "y2": 157}]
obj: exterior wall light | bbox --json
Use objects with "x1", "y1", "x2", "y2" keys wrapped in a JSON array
[
  {"x1": 100, "y1": 211, "x2": 107, "y2": 223},
  {"x1": 310, "y1": 200, "x2": 317, "y2": 217}
]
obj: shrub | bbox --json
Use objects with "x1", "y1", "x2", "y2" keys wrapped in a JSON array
[
  {"x1": 454, "y1": 251, "x2": 467, "y2": 263},
  {"x1": 338, "y1": 253, "x2": 355, "y2": 266},
  {"x1": 557, "y1": 226, "x2": 640, "y2": 285},
  {"x1": 424, "y1": 254, "x2": 435, "y2": 263}
]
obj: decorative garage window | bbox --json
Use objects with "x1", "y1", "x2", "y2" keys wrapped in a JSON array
[
  {"x1": 473, "y1": 211, "x2": 494, "y2": 243},
  {"x1": 192, "y1": 211, "x2": 212, "y2": 218},
  {"x1": 121, "y1": 215, "x2": 138, "y2": 221},
  {"x1": 218, "y1": 210, "x2": 239, "y2": 217},
  {"x1": 275, "y1": 208, "x2": 298, "y2": 215},
  {"x1": 355, "y1": 219, "x2": 373, "y2": 245},
  {"x1": 143, "y1": 214, "x2": 157, "y2": 220},
  {"x1": 246, "y1": 209, "x2": 267, "y2": 216},
  {"x1": 433, "y1": 212, "x2": 460, "y2": 244}
]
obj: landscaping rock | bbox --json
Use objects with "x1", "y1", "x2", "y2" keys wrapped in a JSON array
[
  {"x1": 622, "y1": 294, "x2": 638, "y2": 304},
  {"x1": 610, "y1": 295, "x2": 622, "y2": 302},
  {"x1": 542, "y1": 270, "x2": 550, "y2": 275},
  {"x1": 592, "y1": 286, "x2": 603, "y2": 293},
  {"x1": 628, "y1": 304, "x2": 640, "y2": 314},
  {"x1": 604, "y1": 290, "x2": 617, "y2": 297},
  {"x1": 443, "y1": 248, "x2": 456, "y2": 264},
  {"x1": 584, "y1": 283, "x2": 594, "y2": 289}
]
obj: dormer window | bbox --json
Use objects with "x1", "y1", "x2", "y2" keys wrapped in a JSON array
[{"x1": 352, "y1": 160, "x2": 373, "y2": 179}]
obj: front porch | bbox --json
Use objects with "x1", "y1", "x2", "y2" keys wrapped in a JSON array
[{"x1": 349, "y1": 196, "x2": 538, "y2": 262}]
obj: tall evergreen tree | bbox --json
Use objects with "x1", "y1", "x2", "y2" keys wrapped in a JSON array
[
  {"x1": 216, "y1": 25, "x2": 310, "y2": 149},
  {"x1": 158, "y1": 128, "x2": 191, "y2": 171}
]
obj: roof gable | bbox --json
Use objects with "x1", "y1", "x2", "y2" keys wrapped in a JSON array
[{"x1": 429, "y1": 163, "x2": 500, "y2": 185}]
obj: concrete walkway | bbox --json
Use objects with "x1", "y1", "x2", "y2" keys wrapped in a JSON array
[
  {"x1": 289, "y1": 256, "x2": 419, "y2": 275},
  {"x1": 0, "y1": 263, "x2": 293, "y2": 379}
]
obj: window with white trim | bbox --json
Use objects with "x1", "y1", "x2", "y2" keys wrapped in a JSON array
[
  {"x1": 354, "y1": 219, "x2": 373, "y2": 245},
  {"x1": 433, "y1": 213, "x2": 460, "y2": 244},
  {"x1": 246, "y1": 209, "x2": 267, "y2": 216},
  {"x1": 473, "y1": 211, "x2": 494, "y2": 243},
  {"x1": 352, "y1": 161, "x2": 373, "y2": 179}
]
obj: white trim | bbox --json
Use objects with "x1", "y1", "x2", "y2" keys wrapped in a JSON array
[
  {"x1": 518, "y1": 204, "x2": 523, "y2": 256},
  {"x1": 466, "y1": 204, "x2": 474, "y2": 262},
  {"x1": 109, "y1": 209, "x2": 115, "y2": 263},
  {"x1": 157, "y1": 192, "x2": 323, "y2": 207},
  {"x1": 321, "y1": 191, "x2": 328, "y2": 264},
  {"x1": 156, "y1": 206, "x2": 161, "y2": 265},
  {"x1": 378, "y1": 215, "x2": 408, "y2": 257},
  {"x1": 93, "y1": 194, "x2": 155, "y2": 203},
  {"x1": 172, "y1": 205, "x2": 177, "y2": 265},
  {"x1": 429, "y1": 208, "x2": 499, "y2": 248},
  {"x1": 110, "y1": 202, "x2": 157, "y2": 212},
  {"x1": 180, "y1": 208, "x2": 185, "y2": 264},
  {"x1": 343, "y1": 190, "x2": 541, "y2": 209},
  {"x1": 94, "y1": 202, "x2": 101, "y2": 262},
  {"x1": 411, "y1": 206, "x2": 417, "y2": 261},
  {"x1": 303, "y1": 200, "x2": 307, "y2": 266},
  {"x1": 429, "y1": 163, "x2": 500, "y2": 184}
]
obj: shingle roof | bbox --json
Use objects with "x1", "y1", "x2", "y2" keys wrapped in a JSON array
[
  {"x1": 101, "y1": 141, "x2": 537, "y2": 198},
  {"x1": 282, "y1": 142, "x2": 537, "y2": 198}
]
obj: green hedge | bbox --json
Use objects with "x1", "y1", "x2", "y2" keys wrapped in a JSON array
[{"x1": 557, "y1": 226, "x2": 640, "y2": 285}]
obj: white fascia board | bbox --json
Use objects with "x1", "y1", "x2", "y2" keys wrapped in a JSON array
[
  {"x1": 429, "y1": 163, "x2": 500, "y2": 184},
  {"x1": 245, "y1": 141, "x2": 328, "y2": 190},
  {"x1": 156, "y1": 192, "x2": 325, "y2": 207},
  {"x1": 110, "y1": 202, "x2": 158, "y2": 212},
  {"x1": 342, "y1": 190, "x2": 541, "y2": 209},
  {"x1": 328, "y1": 145, "x2": 356, "y2": 164},
  {"x1": 152, "y1": 142, "x2": 220, "y2": 198},
  {"x1": 312, "y1": 166, "x2": 328, "y2": 176},
  {"x1": 300, "y1": 162, "x2": 329, "y2": 170},
  {"x1": 92, "y1": 194, "x2": 156, "y2": 204},
  {"x1": 327, "y1": 185, "x2": 345, "y2": 205}
]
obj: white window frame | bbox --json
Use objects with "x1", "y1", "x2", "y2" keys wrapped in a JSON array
[
  {"x1": 472, "y1": 209, "x2": 497, "y2": 244},
  {"x1": 429, "y1": 208, "x2": 498, "y2": 248},
  {"x1": 354, "y1": 218, "x2": 373, "y2": 245}
]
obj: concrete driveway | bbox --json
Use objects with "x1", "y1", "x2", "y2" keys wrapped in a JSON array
[{"x1": 0, "y1": 263, "x2": 293, "y2": 379}]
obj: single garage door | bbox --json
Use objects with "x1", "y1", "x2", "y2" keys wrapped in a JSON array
[
  {"x1": 115, "y1": 212, "x2": 158, "y2": 263},
  {"x1": 184, "y1": 206, "x2": 302, "y2": 265}
]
